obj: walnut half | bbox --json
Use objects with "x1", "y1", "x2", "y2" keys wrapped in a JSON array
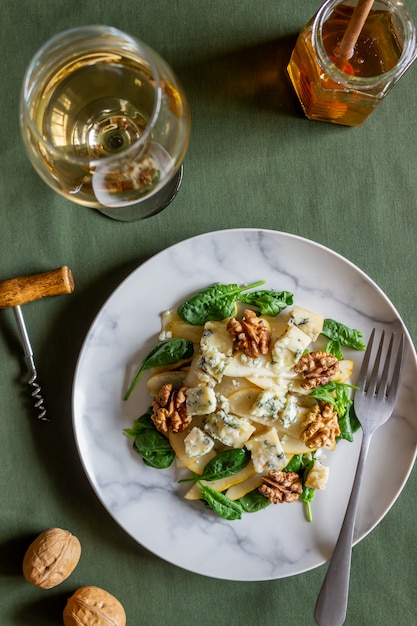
[
  {"x1": 294, "y1": 350, "x2": 339, "y2": 389},
  {"x1": 259, "y1": 470, "x2": 302, "y2": 504},
  {"x1": 227, "y1": 309, "x2": 270, "y2": 358},
  {"x1": 151, "y1": 383, "x2": 191, "y2": 434},
  {"x1": 301, "y1": 401, "x2": 340, "y2": 449}
]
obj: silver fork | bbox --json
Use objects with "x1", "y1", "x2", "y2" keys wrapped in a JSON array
[{"x1": 314, "y1": 328, "x2": 405, "y2": 626}]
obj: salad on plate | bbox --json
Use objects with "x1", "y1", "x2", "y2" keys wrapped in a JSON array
[{"x1": 124, "y1": 281, "x2": 365, "y2": 522}]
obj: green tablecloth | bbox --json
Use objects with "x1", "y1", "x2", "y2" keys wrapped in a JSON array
[{"x1": 1, "y1": 1, "x2": 416, "y2": 624}]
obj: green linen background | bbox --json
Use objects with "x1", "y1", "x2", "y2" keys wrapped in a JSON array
[{"x1": 1, "y1": 1, "x2": 416, "y2": 624}]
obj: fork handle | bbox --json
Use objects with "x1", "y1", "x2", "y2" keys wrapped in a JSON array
[{"x1": 314, "y1": 432, "x2": 372, "y2": 626}]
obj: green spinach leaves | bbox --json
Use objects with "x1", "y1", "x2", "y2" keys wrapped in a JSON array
[
  {"x1": 315, "y1": 319, "x2": 364, "y2": 444},
  {"x1": 199, "y1": 484, "x2": 244, "y2": 521},
  {"x1": 322, "y1": 319, "x2": 366, "y2": 360},
  {"x1": 124, "y1": 409, "x2": 175, "y2": 469},
  {"x1": 180, "y1": 448, "x2": 251, "y2": 483},
  {"x1": 124, "y1": 337, "x2": 194, "y2": 400},
  {"x1": 239, "y1": 289, "x2": 294, "y2": 317},
  {"x1": 284, "y1": 453, "x2": 318, "y2": 522},
  {"x1": 238, "y1": 489, "x2": 271, "y2": 513},
  {"x1": 178, "y1": 281, "x2": 293, "y2": 325},
  {"x1": 181, "y1": 449, "x2": 253, "y2": 520},
  {"x1": 309, "y1": 381, "x2": 361, "y2": 441}
]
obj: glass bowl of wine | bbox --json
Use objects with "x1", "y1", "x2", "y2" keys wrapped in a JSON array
[{"x1": 20, "y1": 25, "x2": 191, "y2": 220}]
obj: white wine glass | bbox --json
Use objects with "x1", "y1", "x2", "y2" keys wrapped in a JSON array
[{"x1": 20, "y1": 25, "x2": 191, "y2": 221}]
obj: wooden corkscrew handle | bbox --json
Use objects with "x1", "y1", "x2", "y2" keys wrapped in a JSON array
[{"x1": 0, "y1": 266, "x2": 74, "y2": 309}]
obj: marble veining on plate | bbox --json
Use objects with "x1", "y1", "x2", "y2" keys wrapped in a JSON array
[{"x1": 72, "y1": 229, "x2": 417, "y2": 581}]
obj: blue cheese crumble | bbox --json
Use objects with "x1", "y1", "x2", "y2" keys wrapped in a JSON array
[
  {"x1": 245, "y1": 428, "x2": 288, "y2": 473},
  {"x1": 184, "y1": 427, "x2": 215, "y2": 458},
  {"x1": 279, "y1": 393, "x2": 299, "y2": 428},
  {"x1": 203, "y1": 409, "x2": 255, "y2": 448},
  {"x1": 288, "y1": 305, "x2": 324, "y2": 342},
  {"x1": 198, "y1": 321, "x2": 234, "y2": 380},
  {"x1": 185, "y1": 386, "x2": 217, "y2": 416},
  {"x1": 250, "y1": 382, "x2": 289, "y2": 422},
  {"x1": 271, "y1": 325, "x2": 311, "y2": 370}
]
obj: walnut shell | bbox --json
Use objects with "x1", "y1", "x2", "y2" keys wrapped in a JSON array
[
  {"x1": 63, "y1": 586, "x2": 126, "y2": 626},
  {"x1": 22, "y1": 527, "x2": 81, "y2": 589}
]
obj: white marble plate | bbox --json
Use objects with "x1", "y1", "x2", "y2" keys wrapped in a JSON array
[{"x1": 72, "y1": 228, "x2": 417, "y2": 581}]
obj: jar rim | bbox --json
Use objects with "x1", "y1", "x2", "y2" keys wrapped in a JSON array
[{"x1": 312, "y1": 0, "x2": 417, "y2": 89}]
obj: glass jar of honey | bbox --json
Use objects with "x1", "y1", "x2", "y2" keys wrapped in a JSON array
[{"x1": 287, "y1": 0, "x2": 416, "y2": 126}]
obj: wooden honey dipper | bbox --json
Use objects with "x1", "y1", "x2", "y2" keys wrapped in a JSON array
[{"x1": 334, "y1": 0, "x2": 375, "y2": 70}]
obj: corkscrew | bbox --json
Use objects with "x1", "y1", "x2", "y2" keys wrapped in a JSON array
[{"x1": 0, "y1": 267, "x2": 75, "y2": 420}]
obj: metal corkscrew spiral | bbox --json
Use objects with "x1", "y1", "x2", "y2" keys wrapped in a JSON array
[
  {"x1": 29, "y1": 374, "x2": 47, "y2": 421},
  {"x1": 0, "y1": 267, "x2": 74, "y2": 421},
  {"x1": 13, "y1": 305, "x2": 48, "y2": 420}
]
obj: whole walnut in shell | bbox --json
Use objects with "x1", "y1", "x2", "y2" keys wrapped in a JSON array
[
  {"x1": 63, "y1": 586, "x2": 126, "y2": 626},
  {"x1": 22, "y1": 527, "x2": 81, "y2": 589}
]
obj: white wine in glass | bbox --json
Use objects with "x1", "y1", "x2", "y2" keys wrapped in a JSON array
[{"x1": 20, "y1": 26, "x2": 191, "y2": 220}]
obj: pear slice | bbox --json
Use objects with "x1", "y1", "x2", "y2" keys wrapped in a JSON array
[
  {"x1": 184, "y1": 460, "x2": 257, "y2": 500},
  {"x1": 334, "y1": 359, "x2": 354, "y2": 382},
  {"x1": 227, "y1": 387, "x2": 261, "y2": 420},
  {"x1": 168, "y1": 416, "x2": 216, "y2": 474},
  {"x1": 147, "y1": 370, "x2": 187, "y2": 397},
  {"x1": 224, "y1": 474, "x2": 264, "y2": 501},
  {"x1": 168, "y1": 320, "x2": 204, "y2": 344}
]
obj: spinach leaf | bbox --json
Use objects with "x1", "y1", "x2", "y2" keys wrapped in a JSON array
[
  {"x1": 200, "y1": 448, "x2": 251, "y2": 481},
  {"x1": 177, "y1": 281, "x2": 265, "y2": 325},
  {"x1": 322, "y1": 319, "x2": 366, "y2": 359},
  {"x1": 199, "y1": 483, "x2": 243, "y2": 520},
  {"x1": 284, "y1": 453, "x2": 312, "y2": 473},
  {"x1": 337, "y1": 400, "x2": 361, "y2": 442},
  {"x1": 283, "y1": 453, "x2": 317, "y2": 522},
  {"x1": 124, "y1": 409, "x2": 175, "y2": 469},
  {"x1": 124, "y1": 338, "x2": 194, "y2": 400},
  {"x1": 178, "y1": 281, "x2": 294, "y2": 325},
  {"x1": 301, "y1": 486, "x2": 315, "y2": 523},
  {"x1": 324, "y1": 339, "x2": 344, "y2": 361},
  {"x1": 309, "y1": 380, "x2": 356, "y2": 417},
  {"x1": 299, "y1": 455, "x2": 317, "y2": 523},
  {"x1": 238, "y1": 489, "x2": 271, "y2": 513},
  {"x1": 179, "y1": 448, "x2": 251, "y2": 483},
  {"x1": 123, "y1": 407, "x2": 154, "y2": 439},
  {"x1": 240, "y1": 290, "x2": 294, "y2": 316}
]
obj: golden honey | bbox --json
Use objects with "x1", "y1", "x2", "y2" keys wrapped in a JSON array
[{"x1": 287, "y1": 0, "x2": 416, "y2": 126}]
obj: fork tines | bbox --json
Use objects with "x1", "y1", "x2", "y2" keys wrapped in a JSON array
[{"x1": 357, "y1": 328, "x2": 405, "y2": 400}]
